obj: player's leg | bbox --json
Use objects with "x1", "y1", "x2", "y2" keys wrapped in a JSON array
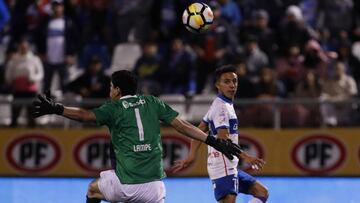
[
  {"x1": 237, "y1": 171, "x2": 269, "y2": 203},
  {"x1": 219, "y1": 194, "x2": 236, "y2": 203},
  {"x1": 247, "y1": 181, "x2": 269, "y2": 202},
  {"x1": 86, "y1": 178, "x2": 104, "y2": 203},
  {"x1": 212, "y1": 174, "x2": 238, "y2": 203}
]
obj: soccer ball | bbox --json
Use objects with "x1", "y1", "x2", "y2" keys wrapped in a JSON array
[{"x1": 182, "y1": 2, "x2": 214, "y2": 33}]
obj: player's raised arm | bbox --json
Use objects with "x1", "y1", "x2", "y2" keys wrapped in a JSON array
[
  {"x1": 170, "y1": 116, "x2": 242, "y2": 160},
  {"x1": 32, "y1": 91, "x2": 96, "y2": 122}
]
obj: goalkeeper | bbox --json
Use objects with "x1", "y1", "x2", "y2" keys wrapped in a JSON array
[{"x1": 32, "y1": 70, "x2": 243, "y2": 203}]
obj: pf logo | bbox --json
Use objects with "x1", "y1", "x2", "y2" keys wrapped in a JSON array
[
  {"x1": 162, "y1": 135, "x2": 190, "y2": 174},
  {"x1": 74, "y1": 135, "x2": 112, "y2": 173},
  {"x1": 238, "y1": 134, "x2": 264, "y2": 172},
  {"x1": 6, "y1": 134, "x2": 60, "y2": 173},
  {"x1": 292, "y1": 135, "x2": 346, "y2": 175}
]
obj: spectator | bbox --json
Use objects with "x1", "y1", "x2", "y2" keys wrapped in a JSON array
[
  {"x1": 321, "y1": 61, "x2": 358, "y2": 126},
  {"x1": 277, "y1": 5, "x2": 313, "y2": 56},
  {"x1": 163, "y1": 38, "x2": 194, "y2": 95},
  {"x1": 316, "y1": 0, "x2": 353, "y2": 34},
  {"x1": 300, "y1": 0, "x2": 318, "y2": 28},
  {"x1": 80, "y1": 0, "x2": 113, "y2": 48},
  {"x1": 79, "y1": 36, "x2": 111, "y2": 70},
  {"x1": 112, "y1": 0, "x2": 155, "y2": 43},
  {"x1": 234, "y1": 59, "x2": 255, "y2": 99},
  {"x1": 35, "y1": 0, "x2": 79, "y2": 92},
  {"x1": 319, "y1": 28, "x2": 337, "y2": 52},
  {"x1": 243, "y1": 35, "x2": 269, "y2": 81},
  {"x1": 217, "y1": 0, "x2": 242, "y2": 28},
  {"x1": 275, "y1": 44, "x2": 305, "y2": 94},
  {"x1": 241, "y1": 67, "x2": 286, "y2": 127},
  {"x1": 5, "y1": 38, "x2": 43, "y2": 127},
  {"x1": 240, "y1": 9, "x2": 276, "y2": 65},
  {"x1": 6, "y1": 0, "x2": 34, "y2": 50},
  {"x1": 133, "y1": 41, "x2": 163, "y2": 96},
  {"x1": 303, "y1": 39, "x2": 337, "y2": 78},
  {"x1": 282, "y1": 70, "x2": 323, "y2": 127},
  {"x1": 66, "y1": 56, "x2": 110, "y2": 99},
  {"x1": 254, "y1": 67, "x2": 286, "y2": 98}
]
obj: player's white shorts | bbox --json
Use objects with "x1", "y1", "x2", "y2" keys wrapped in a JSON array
[{"x1": 98, "y1": 170, "x2": 165, "y2": 203}]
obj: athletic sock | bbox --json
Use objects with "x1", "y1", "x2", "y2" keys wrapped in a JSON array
[{"x1": 86, "y1": 196, "x2": 101, "y2": 203}]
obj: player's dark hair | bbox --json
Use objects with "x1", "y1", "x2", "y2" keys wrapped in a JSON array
[
  {"x1": 214, "y1": 65, "x2": 237, "y2": 82},
  {"x1": 111, "y1": 70, "x2": 138, "y2": 96}
]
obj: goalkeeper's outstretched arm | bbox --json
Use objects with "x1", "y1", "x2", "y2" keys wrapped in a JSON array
[
  {"x1": 62, "y1": 107, "x2": 96, "y2": 122},
  {"x1": 32, "y1": 92, "x2": 96, "y2": 122}
]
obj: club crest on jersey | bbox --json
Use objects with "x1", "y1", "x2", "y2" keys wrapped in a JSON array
[
  {"x1": 122, "y1": 99, "x2": 146, "y2": 109},
  {"x1": 233, "y1": 123, "x2": 238, "y2": 131}
]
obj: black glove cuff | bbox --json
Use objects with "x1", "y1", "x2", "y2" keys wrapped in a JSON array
[
  {"x1": 205, "y1": 136, "x2": 215, "y2": 146},
  {"x1": 54, "y1": 103, "x2": 64, "y2": 115}
]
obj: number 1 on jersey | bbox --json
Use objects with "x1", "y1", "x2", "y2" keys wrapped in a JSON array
[{"x1": 134, "y1": 108, "x2": 144, "y2": 141}]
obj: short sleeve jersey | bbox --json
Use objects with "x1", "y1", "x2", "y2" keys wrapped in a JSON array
[
  {"x1": 92, "y1": 95, "x2": 179, "y2": 184},
  {"x1": 203, "y1": 94, "x2": 239, "y2": 180}
]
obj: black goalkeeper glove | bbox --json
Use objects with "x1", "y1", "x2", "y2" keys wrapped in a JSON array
[
  {"x1": 205, "y1": 136, "x2": 242, "y2": 160},
  {"x1": 32, "y1": 91, "x2": 64, "y2": 118}
]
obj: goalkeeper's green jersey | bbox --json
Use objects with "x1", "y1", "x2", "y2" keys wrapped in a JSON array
[{"x1": 92, "y1": 95, "x2": 178, "y2": 184}]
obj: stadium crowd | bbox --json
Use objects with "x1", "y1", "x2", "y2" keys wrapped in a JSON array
[{"x1": 1, "y1": 0, "x2": 360, "y2": 127}]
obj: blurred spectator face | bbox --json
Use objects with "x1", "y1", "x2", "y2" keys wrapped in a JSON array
[
  {"x1": 286, "y1": 14, "x2": 297, "y2": 23},
  {"x1": 305, "y1": 70, "x2": 316, "y2": 84},
  {"x1": 255, "y1": 16, "x2": 268, "y2": 28},
  {"x1": 235, "y1": 62, "x2": 247, "y2": 76},
  {"x1": 253, "y1": 10, "x2": 268, "y2": 28},
  {"x1": 52, "y1": 2, "x2": 64, "y2": 17},
  {"x1": 338, "y1": 46, "x2": 349, "y2": 59},
  {"x1": 339, "y1": 30, "x2": 348, "y2": 40},
  {"x1": 289, "y1": 45, "x2": 300, "y2": 57},
  {"x1": 335, "y1": 62, "x2": 345, "y2": 79},
  {"x1": 18, "y1": 40, "x2": 30, "y2": 55},
  {"x1": 354, "y1": 27, "x2": 360, "y2": 40},
  {"x1": 89, "y1": 61, "x2": 102, "y2": 75},
  {"x1": 260, "y1": 68, "x2": 273, "y2": 83},
  {"x1": 143, "y1": 43, "x2": 158, "y2": 57},
  {"x1": 246, "y1": 41, "x2": 258, "y2": 52},
  {"x1": 320, "y1": 29, "x2": 331, "y2": 41},
  {"x1": 171, "y1": 39, "x2": 184, "y2": 52}
]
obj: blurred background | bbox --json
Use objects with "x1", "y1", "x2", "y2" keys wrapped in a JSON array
[{"x1": 0, "y1": 0, "x2": 360, "y2": 202}]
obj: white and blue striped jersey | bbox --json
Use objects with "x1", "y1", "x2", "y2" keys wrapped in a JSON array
[{"x1": 203, "y1": 94, "x2": 239, "y2": 180}]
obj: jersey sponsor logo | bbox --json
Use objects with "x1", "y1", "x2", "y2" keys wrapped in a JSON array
[
  {"x1": 6, "y1": 134, "x2": 61, "y2": 173},
  {"x1": 162, "y1": 135, "x2": 190, "y2": 174},
  {"x1": 238, "y1": 134, "x2": 264, "y2": 172},
  {"x1": 122, "y1": 99, "x2": 146, "y2": 109},
  {"x1": 291, "y1": 134, "x2": 346, "y2": 175},
  {"x1": 74, "y1": 134, "x2": 112, "y2": 173}
]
